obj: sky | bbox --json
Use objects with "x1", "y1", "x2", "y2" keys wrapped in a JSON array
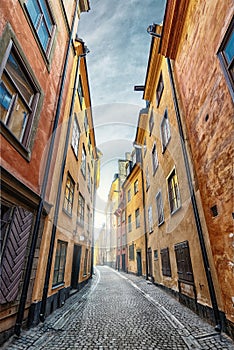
[{"x1": 78, "y1": 0, "x2": 166, "y2": 231}]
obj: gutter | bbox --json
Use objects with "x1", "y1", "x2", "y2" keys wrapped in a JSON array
[
  {"x1": 166, "y1": 57, "x2": 221, "y2": 332},
  {"x1": 39, "y1": 38, "x2": 86, "y2": 322},
  {"x1": 14, "y1": 0, "x2": 80, "y2": 336}
]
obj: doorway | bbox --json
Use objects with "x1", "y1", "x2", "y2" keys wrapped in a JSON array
[
  {"x1": 136, "y1": 251, "x2": 142, "y2": 276},
  {"x1": 71, "y1": 245, "x2": 82, "y2": 290},
  {"x1": 122, "y1": 254, "x2": 126, "y2": 272}
]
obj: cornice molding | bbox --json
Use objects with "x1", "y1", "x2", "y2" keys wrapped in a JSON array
[
  {"x1": 143, "y1": 26, "x2": 163, "y2": 102},
  {"x1": 160, "y1": 0, "x2": 189, "y2": 59}
]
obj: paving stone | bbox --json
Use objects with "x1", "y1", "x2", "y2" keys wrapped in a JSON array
[{"x1": 2, "y1": 266, "x2": 234, "y2": 350}]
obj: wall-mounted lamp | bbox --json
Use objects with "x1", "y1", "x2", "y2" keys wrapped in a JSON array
[
  {"x1": 80, "y1": 45, "x2": 90, "y2": 58},
  {"x1": 147, "y1": 24, "x2": 161, "y2": 38}
]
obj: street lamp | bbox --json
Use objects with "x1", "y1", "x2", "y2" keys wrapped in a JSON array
[{"x1": 147, "y1": 24, "x2": 161, "y2": 38}]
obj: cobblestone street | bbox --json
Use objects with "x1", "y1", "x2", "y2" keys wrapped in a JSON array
[{"x1": 3, "y1": 266, "x2": 234, "y2": 350}]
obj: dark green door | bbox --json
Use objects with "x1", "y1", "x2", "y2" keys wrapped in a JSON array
[
  {"x1": 71, "y1": 245, "x2": 82, "y2": 289},
  {"x1": 137, "y1": 251, "x2": 142, "y2": 276}
]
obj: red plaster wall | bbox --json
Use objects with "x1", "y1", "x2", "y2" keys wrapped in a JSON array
[{"x1": 0, "y1": 0, "x2": 73, "y2": 200}]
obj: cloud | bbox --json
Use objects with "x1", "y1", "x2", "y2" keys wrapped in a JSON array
[{"x1": 78, "y1": 0, "x2": 166, "y2": 228}]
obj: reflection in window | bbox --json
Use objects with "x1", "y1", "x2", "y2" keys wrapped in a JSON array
[{"x1": 25, "y1": 0, "x2": 55, "y2": 54}]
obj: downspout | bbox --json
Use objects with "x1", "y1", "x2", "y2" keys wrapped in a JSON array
[
  {"x1": 134, "y1": 136, "x2": 149, "y2": 280},
  {"x1": 166, "y1": 58, "x2": 221, "y2": 331},
  {"x1": 91, "y1": 154, "x2": 99, "y2": 277},
  {"x1": 39, "y1": 41, "x2": 87, "y2": 322},
  {"x1": 141, "y1": 155, "x2": 149, "y2": 280},
  {"x1": 14, "y1": 0, "x2": 80, "y2": 336}
]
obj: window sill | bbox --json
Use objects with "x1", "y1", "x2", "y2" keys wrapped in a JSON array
[
  {"x1": 52, "y1": 282, "x2": 65, "y2": 290},
  {"x1": 149, "y1": 229, "x2": 154, "y2": 234},
  {"x1": 62, "y1": 208, "x2": 73, "y2": 217},
  {"x1": 158, "y1": 220, "x2": 165, "y2": 227},
  {"x1": 77, "y1": 221, "x2": 84, "y2": 228},
  {"x1": 170, "y1": 205, "x2": 182, "y2": 216},
  {"x1": 1, "y1": 122, "x2": 31, "y2": 161}
]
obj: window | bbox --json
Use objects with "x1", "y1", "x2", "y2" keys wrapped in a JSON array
[
  {"x1": 134, "y1": 179, "x2": 139, "y2": 194},
  {"x1": 88, "y1": 134, "x2": 91, "y2": 153},
  {"x1": 146, "y1": 166, "x2": 150, "y2": 190},
  {"x1": 129, "y1": 243, "x2": 134, "y2": 260},
  {"x1": 84, "y1": 110, "x2": 88, "y2": 135},
  {"x1": 122, "y1": 234, "x2": 126, "y2": 246},
  {"x1": 25, "y1": 0, "x2": 55, "y2": 56},
  {"x1": 63, "y1": 174, "x2": 75, "y2": 215},
  {"x1": 81, "y1": 144, "x2": 86, "y2": 177},
  {"x1": 174, "y1": 241, "x2": 194, "y2": 283},
  {"x1": 152, "y1": 143, "x2": 158, "y2": 174},
  {"x1": 128, "y1": 189, "x2": 131, "y2": 202},
  {"x1": 168, "y1": 169, "x2": 181, "y2": 214},
  {"x1": 0, "y1": 43, "x2": 40, "y2": 147},
  {"x1": 128, "y1": 215, "x2": 132, "y2": 232},
  {"x1": 156, "y1": 191, "x2": 164, "y2": 226},
  {"x1": 117, "y1": 215, "x2": 121, "y2": 226},
  {"x1": 87, "y1": 206, "x2": 90, "y2": 234},
  {"x1": 156, "y1": 72, "x2": 164, "y2": 106},
  {"x1": 160, "y1": 247, "x2": 171, "y2": 277},
  {"x1": 161, "y1": 110, "x2": 171, "y2": 152},
  {"x1": 71, "y1": 115, "x2": 80, "y2": 157},
  {"x1": 83, "y1": 248, "x2": 88, "y2": 276},
  {"x1": 154, "y1": 250, "x2": 158, "y2": 261},
  {"x1": 148, "y1": 206, "x2": 153, "y2": 233},
  {"x1": 217, "y1": 16, "x2": 234, "y2": 100},
  {"x1": 77, "y1": 75, "x2": 84, "y2": 108},
  {"x1": 135, "y1": 208, "x2": 140, "y2": 228},
  {"x1": 121, "y1": 210, "x2": 125, "y2": 223},
  {"x1": 53, "y1": 240, "x2": 67, "y2": 286},
  {"x1": 143, "y1": 137, "x2": 147, "y2": 156},
  {"x1": 149, "y1": 109, "x2": 154, "y2": 135},
  {"x1": 87, "y1": 164, "x2": 91, "y2": 192},
  {"x1": 77, "y1": 193, "x2": 85, "y2": 226}
]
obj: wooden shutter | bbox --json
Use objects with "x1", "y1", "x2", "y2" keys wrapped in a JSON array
[
  {"x1": 0, "y1": 207, "x2": 33, "y2": 304},
  {"x1": 174, "y1": 241, "x2": 194, "y2": 283}
]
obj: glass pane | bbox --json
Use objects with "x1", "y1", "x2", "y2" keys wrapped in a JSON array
[
  {"x1": 39, "y1": 0, "x2": 53, "y2": 32},
  {"x1": 38, "y1": 20, "x2": 49, "y2": 51},
  {"x1": 224, "y1": 30, "x2": 234, "y2": 64},
  {"x1": 6, "y1": 52, "x2": 34, "y2": 104},
  {"x1": 0, "y1": 80, "x2": 12, "y2": 122},
  {"x1": 53, "y1": 270, "x2": 58, "y2": 284},
  {"x1": 1, "y1": 76, "x2": 29, "y2": 141},
  {"x1": 26, "y1": 0, "x2": 41, "y2": 28}
]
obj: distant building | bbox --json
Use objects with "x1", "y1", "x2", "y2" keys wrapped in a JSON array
[
  {"x1": 94, "y1": 225, "x2": 107, "y2": 266},
  {"x1": 105, "y1": 174, "x2": 119, "y2": 268}
]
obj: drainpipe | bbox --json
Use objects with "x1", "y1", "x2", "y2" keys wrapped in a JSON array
[
  {"x1": 140, "y1": 151, "x2": 149, "y2": 280},
  {"x1": 14, "y1": 0, "x2": 80, "y2": 336},
  {"x1": 91, "y1": 152, "x2": 100, "y2": 277},
  {"x1": 39, "y1": 41, "x2": 88, "y2": 322},
  {"x1": 134, "y1": 144, "x2": 149, "y2": 280},
  {"x1": 166, "y1": 58, "x2": 221, "y2": 331}
]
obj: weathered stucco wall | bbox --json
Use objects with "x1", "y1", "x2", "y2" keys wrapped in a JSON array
[{"x1": 174, "y1": 0, "x2": 234, "y2": 325}]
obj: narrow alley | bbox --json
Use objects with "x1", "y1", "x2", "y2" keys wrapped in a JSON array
[{"x1": 3, "y1": 267, "x2": 234, "y2": 350}]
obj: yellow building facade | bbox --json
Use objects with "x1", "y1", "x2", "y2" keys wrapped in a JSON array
[
  {"x1": 158, "y1": 0, "x2": 233, "y2": 337},
  {"x1": 30, "y1": 36, "x2": 99, "y2": 325},
  {"x1": 122, "y1": 156, "x2": 146, "y2": 276}
]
